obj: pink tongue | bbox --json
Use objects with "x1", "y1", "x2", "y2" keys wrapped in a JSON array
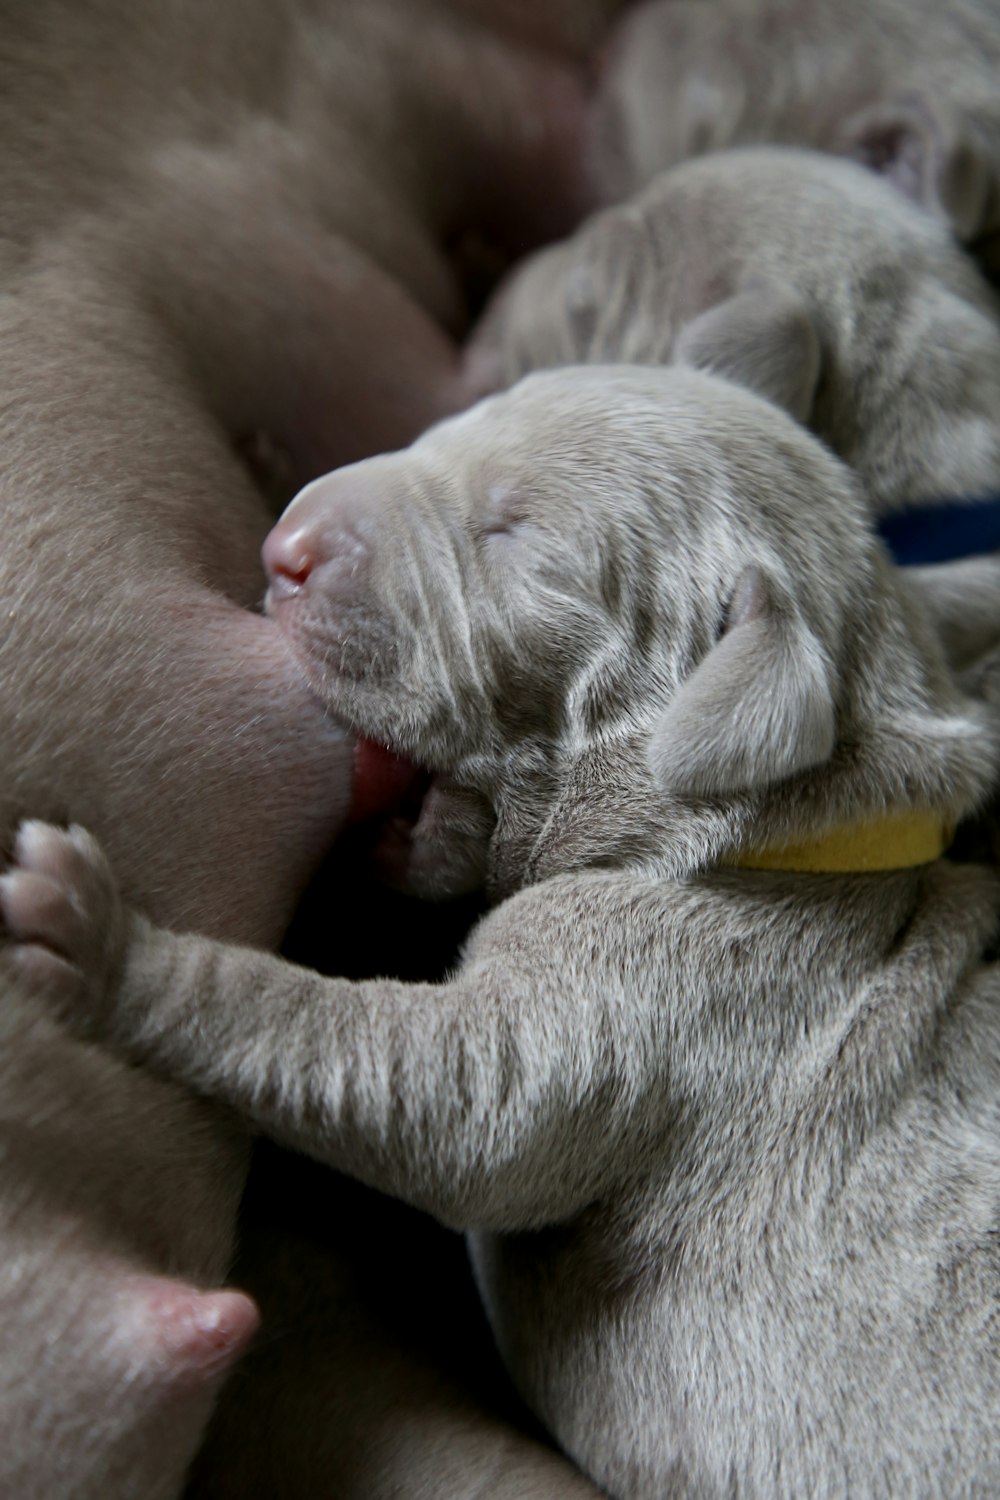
[{"x1": 349, "y1": 737, "x2": 422, "y2": 825}]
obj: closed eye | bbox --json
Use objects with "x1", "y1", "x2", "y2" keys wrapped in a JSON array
[
  {"x1": 479, "y1": 515, "x2": 530, "y2": 539},
  {"x1": 477, "y1": 482, "x2": 533, "y2": 542}
]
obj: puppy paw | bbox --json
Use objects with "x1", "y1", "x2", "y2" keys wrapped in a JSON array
[{"x1": 0, "y1": 821, "x2": 126, "y2": 1029}]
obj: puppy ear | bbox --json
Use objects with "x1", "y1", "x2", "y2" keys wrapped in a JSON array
[
  {"x1": 648, "y1": 567, "x2": 837, "y2": 797},
  {"x1": 837, "y1": 96, "x2": 993, "y2": 243},
  {"x1": 673, "y1": 283, "x2": 821, "y2": 423}
]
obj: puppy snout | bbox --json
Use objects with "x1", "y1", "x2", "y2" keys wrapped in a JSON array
[
  {"x1": 262, "y1": 521, "x2": 321, "y2": 597},
  {"x1": 263, "y1": 472, "x2": 385, "y2": 613}
]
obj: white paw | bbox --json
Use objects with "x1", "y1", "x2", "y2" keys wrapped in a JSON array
[{"x1": 0, "y1": 821, "x2": 125, "y2": 1022}]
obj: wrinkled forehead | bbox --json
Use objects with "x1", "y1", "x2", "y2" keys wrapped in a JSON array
[
  {"x1": 423, "y1": 369, "x2": 815, "y2": 512},
  {"x1": 412, "y1": 377, "x2": 647, "y2": 537},
  {"x1": 421, "y1": 369, "x2": 668, "y2": 482}
]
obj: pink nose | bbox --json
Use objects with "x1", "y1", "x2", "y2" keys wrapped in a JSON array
[
  {"x1": 263, "y1": 466, "x2": 389, "y2": 606},
  {"x1": 261, "y1": 521, "x2": 321, "y2": 595}
]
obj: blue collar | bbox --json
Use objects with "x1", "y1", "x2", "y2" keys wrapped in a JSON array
[{"x1": 878, "y1": 494, "x2": 1000, "y2": 565}]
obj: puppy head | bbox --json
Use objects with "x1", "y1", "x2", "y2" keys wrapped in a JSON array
[
  {"x1": 595, "y1": 0, "x2": 1000, "y2": 262},
  {"x1": 468, "y1": 147, "x2": 848, "y2": 405},
  {"x1": 265, "y1": 367, "x2": 995, "y2": 896},
  {"x1": 471, "y1": 148, "x2": 1000, "y2": 517}
]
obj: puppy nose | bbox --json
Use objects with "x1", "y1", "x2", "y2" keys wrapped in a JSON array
[
  {"x1": 263, "y1": 465, "x2": 391, "y2": 607},
  {"x1": 262, "y1": 520, "x2": 321, "y2": 596}
]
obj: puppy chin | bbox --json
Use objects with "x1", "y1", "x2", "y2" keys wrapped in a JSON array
[{"x1": 371, "y1": 780, "x2": 494, "y2": 901}]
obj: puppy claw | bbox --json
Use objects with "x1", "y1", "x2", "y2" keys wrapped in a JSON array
[
  {"x1": 6, "y1": 940, "x2": 86, "y2": 1009},
  {"x1": 0, "y1": 821, "x2": 125, "y2": 1023}
]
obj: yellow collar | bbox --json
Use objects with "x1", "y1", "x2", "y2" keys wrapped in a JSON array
[{"x1": 729, "y1": 810, "x2": 952, "y2": 873}]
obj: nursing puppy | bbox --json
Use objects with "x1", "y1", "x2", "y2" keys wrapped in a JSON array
[
  {"x1": 470, "y1": 146, "x2": 1000, "y2": 520},
  {"x1": 6, "y1": 367, "x2": 1000, "y2": 1499},
  {"x1": 595, "y1": 0, "x2": 1000, "y2": 273}
]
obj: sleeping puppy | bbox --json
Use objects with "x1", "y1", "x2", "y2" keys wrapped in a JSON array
[
  {"x1": 5, "y1": 366, "x2": 1000, "y2": 1499},
  {"x1": 469, "y1": 146, "x2": 1000, "y2": 522},
  {"x1": 594, "y1": 0, "x2": 1000, "y2": 274}
]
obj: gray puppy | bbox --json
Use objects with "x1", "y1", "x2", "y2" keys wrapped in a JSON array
[
  {"x1": 595, "y1": 0, "x2": 1000, "y2": 273},
  {"x1": 4, "y1": 366, "x2": 1000, "y2": 1499},
  {"x1": 470, "y1": 146, "x2": 1000, "y2": 520}
]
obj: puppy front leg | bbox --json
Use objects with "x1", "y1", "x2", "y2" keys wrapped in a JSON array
[{"x1": 1, "y1": 823, "x2": 647, "y2": 1233}]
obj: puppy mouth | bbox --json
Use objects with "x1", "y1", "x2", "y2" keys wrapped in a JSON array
[
  {"x1": 349, "y1": 738, "x2": 490, "y2": 894},
  {"x1": 349, "y1": 737, "x2": 439, "y2": 889},
  {"x1": 349, "y1": 736, "x2": 429, "y2": 827}
]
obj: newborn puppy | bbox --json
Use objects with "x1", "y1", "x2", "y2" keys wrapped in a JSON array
[
  {"x1": 595, "y1": 0, "x2": 1000, "y2": 273},
  {"x1": 469, "y1": 147, "x2": 1000, "y2": 520},
  {"x1": 0, "y1": 963, "x2": 254, "y2": 1500},
  {"x1": 6, "y1": 367, "x2": 1000, "y2": 1499}
]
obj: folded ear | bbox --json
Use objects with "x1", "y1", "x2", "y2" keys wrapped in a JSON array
[
  {"x1": 837, "y1": 96, "x2": 994, "y2": 243},
  {"x1": 648, "y1": 567, "x2": 837, "y2": 797},
  {"x1": 673, "y1": 282, "x2": 821, "y2": 424}
]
